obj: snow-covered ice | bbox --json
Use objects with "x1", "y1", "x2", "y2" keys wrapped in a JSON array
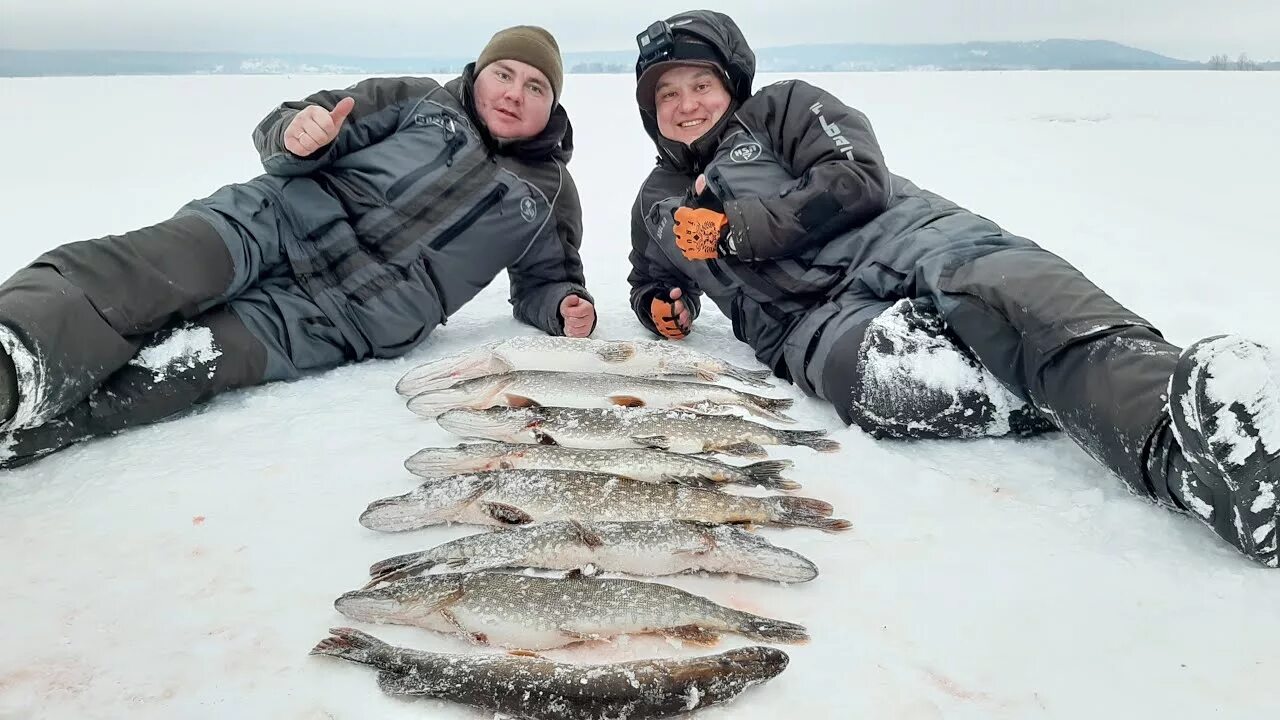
[{"x1": 1, "y1": 70, "x2": 1279, "y2": 718}]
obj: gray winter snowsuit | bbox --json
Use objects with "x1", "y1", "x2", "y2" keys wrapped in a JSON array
[
  {"x1": 0, "y1": 66, "x2": 590, "y2": 468},
  {"x1": 627, "y1": 11, "x2": 1182, "y2": 502}
]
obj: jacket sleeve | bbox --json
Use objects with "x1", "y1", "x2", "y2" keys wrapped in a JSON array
[
  {"x1": 507, "y1": 164, "x2": 593, "y2": 336},
  {"x1": 722, "y1": 80, "x2": 890, "y2": 261},
  {"x1": 252, "y1": 76, "x2": 440, "y2": 177},
  {"x1": 627, "y1": 191, "x2": 702, "y2": 336}
]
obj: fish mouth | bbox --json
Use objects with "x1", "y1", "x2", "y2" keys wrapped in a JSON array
[
  {"x1": 334, "y1": 589, "x2": 404, "y2": 623},
  {"x1": 404, "y1": 445, "x2": 489, "y2": 477},
  {"x1": 438, "y1": 408, "x2": 538, "y2": 441},
  {"x1": 360, "y1": 495, "x2": 431, "y2": 532}
]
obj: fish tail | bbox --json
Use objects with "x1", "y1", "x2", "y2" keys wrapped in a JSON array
[
  {"x1": 740, "y1": 460, "x2": 801, "y2": 490},
  {"x1": 766, "y1": 496, "x2": 852, "y2": 533},
  {"x1": 309, "y1": 627, "x2": 391, "y2": 666},
  {"x1": 366, "y1": 552, "x2": 437, "y2": 587},
  {"x1": 395, "y1": 349, "x2": 510, "y2": 396},
  {"x1": 779, "y1": 429, "x2": 841, "y2": 453},
  {"x1": 722, "y1": 364, "x2": 774, "y2": 388},
  {"x1": 735, "y1": 615, "x2": 810, "y2": 644},
  {"x1": 739, "y1": 393, "x2": 796, "y2": 423}
]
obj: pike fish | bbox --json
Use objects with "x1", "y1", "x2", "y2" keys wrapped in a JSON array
[
  {"x1": 405, "y1": 371, "x2": 795, "y2": 423},
  {"x1": 359, "y1": 469, "x2": 851, "y2": 533},
  {"x1": 311, "y1": 627, "x2": 788, "y2": 720},
  {"x1": 365, "y1": 519, "x2": 819, "y2": 587},
  {"x1": 437, "y1": 406, "x2": 841, "y2": 457},
  {"x1": 334, "y1": 571, "x2": 810, "y2": 649},
  {"x1": 396, "y1": 336, "x2": 773, "y2": 395},
  {"x1": 404, "y1": 442, "x2": 801, "y2": 491}
]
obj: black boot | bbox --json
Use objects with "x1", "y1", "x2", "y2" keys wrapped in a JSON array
[
  {"x1": 841, "y1": 298, "x2": 1057, "y2": 439},
  {"x1": 0, "y1": 345, "x2": 17, "y2": 423},
  {"x1": 1162, "y1": 335, "x2": 1280, "y2": 568}
]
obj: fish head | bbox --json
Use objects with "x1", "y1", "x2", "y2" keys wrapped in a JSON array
[
  {"x1": 406, "y1": 375, "x2": 514, "y2": 418},
  {"x1": 334, "y1": 575, "x2": 465, "y2": 625},
  {"x1": 359, "y1": 474, "x2": 492, "y2": 531},
  {"x1": 404, "y1": 442, "x2": 519, "y2": 476},
  {"x1": 438, "y1": 407, "x2": 543, "y2": 443}
]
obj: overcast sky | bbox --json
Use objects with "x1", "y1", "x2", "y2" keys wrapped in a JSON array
[{"x1": 1, "y1": 1, "x2": 1276, "y2": 61}]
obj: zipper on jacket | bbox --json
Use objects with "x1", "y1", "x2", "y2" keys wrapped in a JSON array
[
  {"x1": 385, "y1": 127, "x2": 469, "y2": 202},
  {"x1": 427, "y1": 185, "x2": 509, "y2": 251}
]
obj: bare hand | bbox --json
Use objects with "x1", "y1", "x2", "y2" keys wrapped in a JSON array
[
  {"x1": 559, "y1": 295, "x2": 596, "y2": 338},
  {"x1": 283, "y1": 96, "x2": 355, "y2": 157},
  {"x1": 694, "y1": 174, "x2": 707, "y2": 195}
]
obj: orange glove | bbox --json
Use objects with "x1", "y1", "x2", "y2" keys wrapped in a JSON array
[
  {"x1": 673, "y1": 207, "x2": 728, "y2": 261},
  {"x1": 649, "y1": 293, "x2": 690, "y2": 339}
]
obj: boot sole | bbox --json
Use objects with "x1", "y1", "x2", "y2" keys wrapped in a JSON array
[{"x1": 1169, "y1": 335, "x2": 1280, "y2": 567}]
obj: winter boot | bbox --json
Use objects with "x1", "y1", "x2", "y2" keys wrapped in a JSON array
[
  {"x1": 841, "y1": 298, "x2": 1058, "y2": 439},
  {"x1": 0, "y1": 345, "x2": 17, "y2": 424},
  {"x1": 1164, "y1": 335, "x2": 1280, "y2": 567}
]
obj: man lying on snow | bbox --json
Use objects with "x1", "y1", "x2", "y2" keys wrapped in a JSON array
[
  {"x1": 625, "y1": 10, "x2": 1280, "y2": 567},
  {"x1": 0, "y1": 25, "x2": 595, "y2": 468}
]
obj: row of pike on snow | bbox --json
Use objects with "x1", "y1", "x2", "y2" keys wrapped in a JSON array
[{"x1": 312, "y1": 337, "x2": 850, "y2": 720}]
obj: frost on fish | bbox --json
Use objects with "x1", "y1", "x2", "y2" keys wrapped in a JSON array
[
  {"x1": 396, "y1": 336, "x2": 773, "y2": 396},
  {"x1": 127, "y1": 324, "x2": 221, "y2": 383},
  {"x1": 310, "y1": 626, "x2": 788, "y2": 720},
  {"x1": 334, "y1": 572, "x2": 811, "y2": 650},
  {"x1": 365, "y1": 519, "x2": 819, "y2": 586}
]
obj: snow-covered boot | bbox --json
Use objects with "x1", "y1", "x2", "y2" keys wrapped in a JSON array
[
  {"x1": 1163, "y1": 335, "x2": 1280, "y2": 567},
  {"x1": 0, "y1": 346, "x2": 16, "y2": 423},
  {"x1": 840, "y1": 298, "x2": 1057, "y2": 439}
]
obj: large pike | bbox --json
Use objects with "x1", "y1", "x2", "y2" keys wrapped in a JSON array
[
  {"x1": 437, "y1": 406, "x2": 841, "y2": 457},
  {"x1": 406, "y1": 371, "x2": 795, "y2": 423},
  {"x1": 334, "y1": 572, "x2": 810, "y2": 649},
  {"x1": 359, "y1": 470, "x2": 850, "y2": 532},
  {"x1": 311, "y1": 627, "x2": 788, "y2": 720},
  {"x1": 365, "y1": 520, "x2": 819, "y2": 587},
  {"x1": 405, "y1": 442, "x2": 800, "y2": 491},
  {"x1": 396, "y1": 336, "x2": 773, "y2": 395}
]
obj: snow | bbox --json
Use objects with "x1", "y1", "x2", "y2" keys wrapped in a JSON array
[
  {"x1": 130, "y1": 325, "x2": 221, "y2": 383},
  {"x1": 2, "y1": 70, "x2": 1280, "y2": 719}
]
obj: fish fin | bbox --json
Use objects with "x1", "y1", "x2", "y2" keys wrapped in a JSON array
[
  {"x1": 443, "y1": 558, "x2": 471, "y2": 568},
  {"x1": 609, "y1": 395, "x2": 647, "y2": 408},
  {"x1": 504, "y1": 394, "x2": 541, "y2": 408},
  {"x1": 716, "y1": 441, "x2": 768, "y2": 458},
  {"x1": 779, "y1": 429, "x2": 841, "y2": 453},
  {"x1": 532, "y1": 427, "x2": 560, "y2": 446},
  {"x1": 631, "y1": 434, "x2": 671, "y2": 450},
  {"x1": 740, "y1": 392, "x2": 796, "y2": 423},
  {"x1": 740, "y1": 460, "x2": 800, "y2": 491},
  {"x1": 597, "y1": 343, "x2": 637, "y2": 363},
  {"x1": 483, "y1": 502, "x2": 534, "y2": 525},
  {"x1": 723, "y1": 364, "x2": 775, "y2": 388},
  {"x1": 660, "y1": 474, "x2": 722, "y2": 491},
  {"x1": 660, "y1": 624, "x2": 722, "y2": 646},
  {"x1": 310, "y1": 627, "x2": 391, "y2": 662},
  {"x1": 694, "y1": 368, "x2": 719, "y2": 382},
  {"x1": 439, "y1": 609, "x2": 489, "y2": 645},
  {"x1": 567, "y1": 520, "x2": 605, "y2": 548},
  {"x1": 506, "y1": 649, "x2": 545, "y2": 659},
  {"x1": 765, "y1": 496, "x2": 852, "y2": 533}
]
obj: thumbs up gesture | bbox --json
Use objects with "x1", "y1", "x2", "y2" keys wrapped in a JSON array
[{"x1": 283, "y1": 96, "x2": 355, "y2": 157}]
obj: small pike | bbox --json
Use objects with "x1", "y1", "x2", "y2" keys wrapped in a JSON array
[
  {"x1": 405, "y1": 442, "x2": 800, "y2": 491},
  {"x1": 406, "y1": 371, "x2": 795, "y2": 423},
  {"x1": 334, "y1": 572, "x2": 810, "y2": 650},
  {"x1": 358, "y1": 470, "x2": 851, "y2": 533},
  {"x1": 437, "y1": 406, "x2": 841, "y2": 457},
  {"x1": 396, "y1": 336, "x2": 773, "y2": 395},
  {"x1": 365, "y1": 519, "x2": 819, "y2": 587},
  {"x1": 311, "y1": 627, "x2": 788, "y2": 720}
]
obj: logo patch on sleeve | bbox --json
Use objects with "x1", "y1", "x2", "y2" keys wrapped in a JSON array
[{"x1": 729, "y1": 142, "x2": 762, "y2": 163}]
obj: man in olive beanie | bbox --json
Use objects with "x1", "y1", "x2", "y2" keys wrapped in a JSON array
[{"x1": 476, "y1": 25, "x2": 564, "y2": 104}]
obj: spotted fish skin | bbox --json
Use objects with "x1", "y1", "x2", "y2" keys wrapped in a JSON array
[
  {"x1": 333, "y1": 572, "x2": 811, "y2": 650},
  {"x1": 365, "y1": 519, "x2": 820, "y2": 586},
  {"x1": 395, "y1": 336, "x2": 774, "y2": 396},
  {"x1": 311, "y1": 626, "x2": 789, "y2": 720}
]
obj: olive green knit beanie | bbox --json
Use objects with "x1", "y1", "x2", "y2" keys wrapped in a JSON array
[{"x1": 476, "y1": 25, "x2": 564, "y2": 102}]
